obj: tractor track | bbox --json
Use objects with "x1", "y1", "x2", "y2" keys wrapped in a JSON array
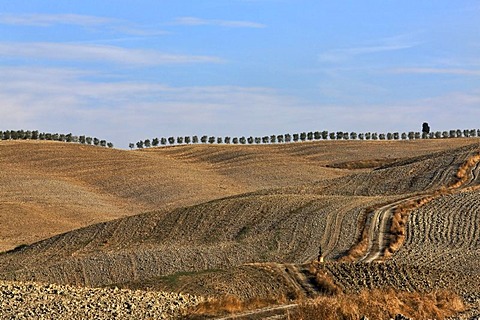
[{"x1": 355, "y1": 151, "x2": 480, "y2": 262}]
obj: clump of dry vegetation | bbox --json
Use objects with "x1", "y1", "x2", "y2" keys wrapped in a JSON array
[
  {"x1": 190, "y1": 294, "x2": 287, "y2": 317},
  {"x1": 291, "y1": 289, "x2": 465, "y2": 320}
]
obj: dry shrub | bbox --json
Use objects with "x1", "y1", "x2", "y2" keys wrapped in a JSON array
[
  {"x1": 292, "y1": 289, "x2": 465, "y2": 320},
  {"x1": 191, "y1": 294, "x2": 286, "y2": 317},
  {"x1": 314, "y1": 272, "x2": 341, "y2": 296},
  {"x1": 192, "y1": 295, "x2": 243, "y2": 315},
  {"x1": 340, "y1": 226, "x2": 370, "y2": 262}
]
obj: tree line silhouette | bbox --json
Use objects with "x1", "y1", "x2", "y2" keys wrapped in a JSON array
[
  {"x1": 0, "y1": 130, "x2": 113, "y2": 148},
  {"x1": 131, "y1": 128, "x2": 480, "y2": 149}
]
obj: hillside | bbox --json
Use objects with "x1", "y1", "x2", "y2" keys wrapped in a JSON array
[
  {"x1": 1, "y1": 141, "x2": 480, "y2": 294},
  {"x1": 1, "y1": 138, "x2": 480, "y2": 318},
  {"x1": 0, "y1": 138, "x2": 474, "y2": 252}
]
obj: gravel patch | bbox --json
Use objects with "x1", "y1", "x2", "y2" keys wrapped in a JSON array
[{"x1": 0, "y1": 280, "x2": 202, "y2": 319}]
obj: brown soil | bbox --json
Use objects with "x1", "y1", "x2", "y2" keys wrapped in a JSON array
[{"x1": 1, "y1": 138, "x2": 480, "y2": 318}]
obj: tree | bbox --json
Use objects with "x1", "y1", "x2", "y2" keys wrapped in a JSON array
[
  {"x1": 217, "y1": 137, "x2": 223, "y2": 144},
  {"x1": 129, "y1": 143, "x2": 135, "y2": 150},
  {"x1": 414, "y1": 132, "x2": 421, "y2": 139},
  {"x1": 408, "y1": 132, "x2": 415, "y2": 140},
  {"x1": 224, "y1": 137, "x2": 231, "y2": 144},
  {"x1": 107, "y1": 142, "x2": 114, "y2": 148},
  {"x1": 184, "y1": 136, "x2": 191, "y2": 144},
  {"x1": 25, "y1": 130, "x2": 32, "y2": 140},
  {"x1": 401, "y1": 132, "x2": 407, "y2": 140},
  {"x1": 358, "y1": 133, "x2": 364, "y2": 140},
  {"x1": 277, "y1": 135, "x2": 284, "y2": 143},
  {"x1": 322, "y1": 131, "x2": 329, "y2": 140},
  {"x1": 342, "y1": 132, "x2": 349, "y2": 140},
  {"x1": 393, "y1": 132, "x2": 399, "y2": 140},
  {"x1": 314, "y1": 131, "x2": 321, "y2": 140},
  {"x1": 32, "y1": 130, "x2": 39, "y2": 140},
  {"x1": 350, "y1": 132, "x2": 357, "y2": 140},
  {"x1": 442, "y1": 131, "x2": 448, "y2": 138},
  {"x1": 386, "y1": 133, "x2": 393, "y2": 140},
  {"x1": 100, "y1": 140, "x2": 107, "y2": 147},
  {"x1": 239, "y1": 136, "x2": 246, "y2": 144},
  {"x1": 192, "y1": 136, "x2": 199, "y2": 144},
  {"x1": 152, "y1": 138, "x2": 160, "y2": 147},
  {"x1": 300, "y1": 132, "x2": 307, "y2": 141},
  {"x1": 144, "y1": 139, "x2": 151, "y2": 148},
  {"x1": 372, "y1": 133, "x2": 378, "y2": 140},
  {"x1": 307, "y1": 132, "x2": 314, "y2": 141},
  {"x1": 208, "y1": 136, "x2": 215, "y2": 144},
  {"x1": 435, "y1": 131, "x2": 442, "y2": 139},
  {"x1": 422, "y1": 122, "x2": 430, "y2": 134},
  {"x1": 86, "y1": 137, "x2": 92, "y2": 144},
  {"x1": 456, "y1": 129, "x2": 462, "y2": 138},
  {"x1": 79, "y1": 135, "x2": 86, "y2": 144},
  {"x1": 293, "y1": 134, "x2": 299, "y2": 142},
  {"x1": 470, "y1": 129, "x2": 477, "y2": 137},
  {"x1": 247, "y1": 136, "x2": 254, "y2": 144},
  {"x1": 336, "y1": 132, "x2": 343, "y2": 140},
  {"x1": 284, "y1": 134, "x2": 292, "y2": 143},
  {"x1": 463, "y1": 129, "x2": 470, "y2": 138},
  {"x1": 449, "y1": 130, "x2": 456, "y2": 138},
  {"x1": 136, "y1": 141, "x2": 144, "y2": 149},
  {"x1": 365, "y1": 132, "x2": 371, "y2": 140},
  {"x1": 168, "y1": 137, "x2": 175, "y2": 144},
  {"x1": 255, "y1": 137, "x2": 261, "y2": 144},
  {"x1": 93, "y1": 138, "x2": 100, "y2": 146},
  {"x1": 270, "y1": 135, "x2": 276, "y2": 143},
  {"x1": 201, "y1": 135, "x2": 208, "y2": 144},
  {"x1": 177, "y1": 137, "x2": 184, "y2": 144},
  {"x1": 329, "y1": 132, "x2": 336, "y2": 140},
  {"x1": 232, "y1": 137, "x2": 239, "y2": 144},
  {"x1": 161, "y1": 137, "x2": 167, "y2": 145},
  {"x1": 379, "y1": 133, "x2": 386, "y2": 140},
  {"x1": 262, "y1": 136, "x2": 269, "y2": 144}
]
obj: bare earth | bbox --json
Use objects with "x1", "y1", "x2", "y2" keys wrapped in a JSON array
[{"x1": 1, "y1": 138, "x2": 480, "y2": 318}]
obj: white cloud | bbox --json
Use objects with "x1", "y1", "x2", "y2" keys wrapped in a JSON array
[
  {"x1": 0, "y1": 13, "x2": 115, "y2": 27},
  {"x1": 2, "y1": 65, "x2": 479, "y2": 148},
  {"x1": 319, "y1": 35, "x2": 419, "y2": 63},
  {"x1": 0, "y1": 13, "x2": 168, "y2": 37},
  {"x1": 173, "y1": 17, "x2": 266, "y2": 28},
  {"x1": 0, "y1": 42, "x2": 223, "y2": 65},
  {"x1": 389, "y1": 67, "x2": 480, "y2": 76}
]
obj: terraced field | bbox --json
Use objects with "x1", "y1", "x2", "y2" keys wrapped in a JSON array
[{"x1": 1, "y1": 138, "x2": 480, "y2": 318}]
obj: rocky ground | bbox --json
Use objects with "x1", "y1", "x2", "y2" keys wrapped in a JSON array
[{"x1": 0, "y1": 280, "x2": 202, "y2": 319}]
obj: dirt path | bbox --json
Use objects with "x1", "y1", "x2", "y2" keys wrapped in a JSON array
[
  {"x1": 358, "y1": 152, "x2": 480, "y2": 262},
  {"x1": 214, "y1": 303, "x2": 297, "y2": 320}
]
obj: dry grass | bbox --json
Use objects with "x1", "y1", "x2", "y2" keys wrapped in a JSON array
[
  {"x1": 190, "y1": 294, "x2": 287, "y2": 317},
  {"x1": 292, "y1": 289, "x2": 465, "y2": 320}
]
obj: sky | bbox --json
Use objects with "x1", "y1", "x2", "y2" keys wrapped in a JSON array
[{"x1": 0, "y1": 1, "x2": 479, "y2": 148}]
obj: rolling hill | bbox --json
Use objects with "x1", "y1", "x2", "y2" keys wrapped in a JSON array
[
  {"x1": 1, "y1": 138, "x2": 480, "y2": 318},
  {"x1": 1, "y1": 138, "x2": 474, "y2": 252}
]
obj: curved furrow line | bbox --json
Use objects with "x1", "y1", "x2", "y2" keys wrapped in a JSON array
[{"x1": 354, "y1": 151, "x2": 480, "y2": 263}]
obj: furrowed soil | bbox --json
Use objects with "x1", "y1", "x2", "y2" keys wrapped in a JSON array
[{"x1": 1, "y1": 138, "x2": 480, "y2": 319}]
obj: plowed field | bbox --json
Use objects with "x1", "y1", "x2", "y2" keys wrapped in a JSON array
[{"x1": 1, "y1": 139, "x2": 480, "y2": 318}]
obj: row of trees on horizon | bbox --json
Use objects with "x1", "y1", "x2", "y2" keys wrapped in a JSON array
[
  {"x1": 0, "y1": 130, "x2": 114, "y2": 148},
  {"x1": 131, "y1": 128, "x2": 480, "y2": 149}
]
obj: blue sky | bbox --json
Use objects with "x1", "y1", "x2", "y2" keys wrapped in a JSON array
[{"x1": 0, "y1": 1, "x2": 479, "y2": 147}]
